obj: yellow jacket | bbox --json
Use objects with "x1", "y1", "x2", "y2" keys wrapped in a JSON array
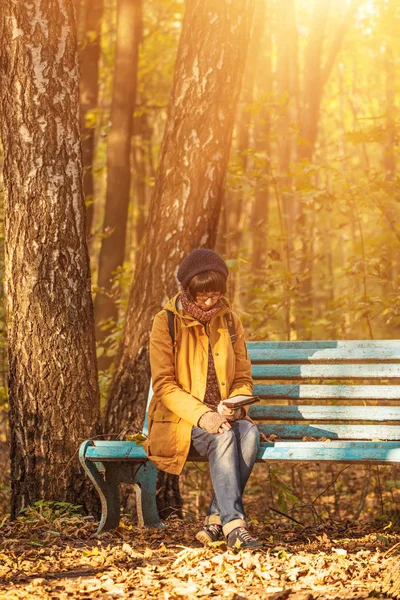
[{"x1": 144, "y1": 292, "x2": 253, "y2": 474}]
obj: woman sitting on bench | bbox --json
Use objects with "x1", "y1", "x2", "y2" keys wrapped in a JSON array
[{"x1": 146, "y1": 248, "x2": 261, "y2": 549}]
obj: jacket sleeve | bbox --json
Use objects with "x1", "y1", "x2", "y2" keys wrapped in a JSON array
[
  {"x1": 228, "y1": 313, "x2": 253, "y2": 398},
  {"x1": 150, "y1": 311, "x2": 210, "y2": 426}
]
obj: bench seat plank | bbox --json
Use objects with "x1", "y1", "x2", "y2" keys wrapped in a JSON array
[
  {"x1": 86, "y1": 443, "x2": 148, "y2": 461},
  {"x1": 248, "y1": 348, "x2": 400, "y2": 362},
  {"x1": 257, "y1": 424, "x2": 400, "y2": 440},
  {"x1": 83, "y1": 440, "x2": 400, "y2": 464},
  {"x1": 256, "y1": 441, "x2": 400, "y2": 463},
  {"x1": 248, "y1": 405, "x2": 400, "y2": 421},
  {"x1": 252, "y1": 364, "x2": 400, "y2": 379},
  {"x1": 253, "y1": 383, "x2": 400, "y2": 399}
]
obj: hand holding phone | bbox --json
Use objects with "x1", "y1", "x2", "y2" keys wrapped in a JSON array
[{"x1": 217, "y1": 402, "x2": 235, "y2": 418}]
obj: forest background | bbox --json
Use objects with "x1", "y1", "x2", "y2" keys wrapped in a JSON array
[{"x1": 0, "y1": 0, "x2": 400, "y2": 526}]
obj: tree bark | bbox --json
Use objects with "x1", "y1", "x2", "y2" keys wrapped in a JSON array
[
  {"x1": 132, "y1": 112, "x2": 149, "y2": 248},
  {"x1": 80, "y1": 0, "x2": 104, "y2": 238},
  {"x1": 105, "y1": 0, "x2": 256, "y2": 432},
  {"x1": 0, "y1": 0, "x2": 101, "y2": 517},
  {"x1": 95, "y1": 0, "x2": 142, "y2": 368},
  {"x1": 74, "y1": 0, "x2": 82, "y2": 29}
]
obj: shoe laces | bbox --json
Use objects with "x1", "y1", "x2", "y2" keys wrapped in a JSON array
[
  {"x1": 237, "y1": 527, "x2": 256, "y2": 542},
  {"x1": 207, "y1": 524, "x2": 222, "y2": 536}
]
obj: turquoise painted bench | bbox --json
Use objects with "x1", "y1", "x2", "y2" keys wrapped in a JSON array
[{"x1": 79, "y1": 340, "x2": 400, "y2": 535}]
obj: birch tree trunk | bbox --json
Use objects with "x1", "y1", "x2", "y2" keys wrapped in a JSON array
[
  {"x1": 106, "y1": 0, "x2": 255, "y2": 433},
  {"x1": 0, "y1": 0, "x2": 100, "y2": 517}
]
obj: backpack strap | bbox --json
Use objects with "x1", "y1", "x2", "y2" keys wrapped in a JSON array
[
  {"x1": 225, "y1": 313, "x2": 237, "y2": 344},
  {"x1": 166, "y1": 310, "x2": 175, "y2": 344}
]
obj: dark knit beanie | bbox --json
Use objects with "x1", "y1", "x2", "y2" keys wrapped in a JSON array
[{"x1": 177, "y1": 249, "x2": 229, "y2": 289}]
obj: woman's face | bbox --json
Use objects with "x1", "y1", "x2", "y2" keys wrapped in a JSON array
[{"x1": 194, "y1": 292, "x2": 222, "y2": 311}]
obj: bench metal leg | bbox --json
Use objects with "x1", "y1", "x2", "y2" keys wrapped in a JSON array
[
  {"x1": 133, "y1": 462, "x2": 164, "y2": 529},
  {"x1": 79, "y1": 441, "x2": 163, "y2": 534},
  {"x1": 79, "y1": 442, "x2": 121, "y2": 536}
]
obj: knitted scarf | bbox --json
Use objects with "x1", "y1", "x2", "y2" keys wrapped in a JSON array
[
  {"x1": 180, "y1": 292, "x2": 222, "y2": 410},
  {"x1": 180, "y1": 292, "x2": 222, "y2": 324}
]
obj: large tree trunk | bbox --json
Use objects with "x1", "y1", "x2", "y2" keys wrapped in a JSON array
[
  {"x1": 80, "y1": 0, "x2": 104, "y2": 238},
  {"x1": 105, "y1": 0, "x2": 255, "y2": 434},
  {"x1": 0, "y1": 0, "x2": 101, "y2": 517},
  {"x1": 95, "y1": 0, "x2": 142, "y2": 369},
  {"x1": 105, "y1": 0, "x2": 255, "y2": 518}
]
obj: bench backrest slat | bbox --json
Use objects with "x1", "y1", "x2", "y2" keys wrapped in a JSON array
[
  {"x1": 252, "y1": 364, "x2": 400, "y2": 379},
  {"x1": 248, "y1": 405, "x2": 400, "y2": 421},
  {"x1": 257, "y1": 423, "x2": 400, "y2": 440},
  {"x1": 248, "y1": 348, "x2": 400, "y2": 362},
  {"x1": 253, "y1": 383, "x2": 400, "y2": 400}
]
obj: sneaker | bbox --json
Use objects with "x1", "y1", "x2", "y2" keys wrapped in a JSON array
[
  {"x1": 227, "y1": 527, "x2": 263, "y2": 550},
  {"x1": 195, "y1": 523, "x2": 223, "y2": 545}
]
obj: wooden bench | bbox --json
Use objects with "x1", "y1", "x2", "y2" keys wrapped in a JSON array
[{"x1": 79, "y1": 340, "x2": 400, "y2": 536}]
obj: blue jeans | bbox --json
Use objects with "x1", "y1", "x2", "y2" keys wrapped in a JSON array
[{"x1": 191, "y1": 419, "x2": 260, "y2": 535}]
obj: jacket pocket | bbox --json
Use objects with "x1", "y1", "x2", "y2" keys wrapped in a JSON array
[{"x1": 149, "y1": 409, "x2": 180, "y2": 457}]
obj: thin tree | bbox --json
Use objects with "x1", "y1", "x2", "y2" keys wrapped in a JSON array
[
  {"x1": 295, "y1": 0, "x2": 362, "y2": 338},
  {"x1": 105, "y1": 0, "x2": 256, "y2": 513},
  {"x1": 251, "y1": 0, "x2": 272, "y2": 274},
  {"x1": 227, "y1": 0, "x2": 267, "y2": 307},
  {"x1": 95, "y1": 0, "x2": 142, "y2": 366},
  {"x1": 80, "y1": 0, "x2": 104, "y2": 237},
  {"x1": 275, "y1": 0, "x2": 298, "y2": 339},
  {"x1": 0, "y1": 0, "x2": 100, "y2": 516}
]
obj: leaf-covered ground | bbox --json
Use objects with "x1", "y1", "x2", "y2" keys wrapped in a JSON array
[
  {"x1": 0, "y1": 506, "x2": 399, "y2": 600},
  {"x1": 0, "y1": 438, "x2": 399, "y2": 598}
]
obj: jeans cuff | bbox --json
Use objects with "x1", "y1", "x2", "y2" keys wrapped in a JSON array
[
  {"x1": 205, "y1": 514, "x2": 222, "y2": 526},
  {"x1": 222, "y1": 519, "x2": 246, "y2": 536}
]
